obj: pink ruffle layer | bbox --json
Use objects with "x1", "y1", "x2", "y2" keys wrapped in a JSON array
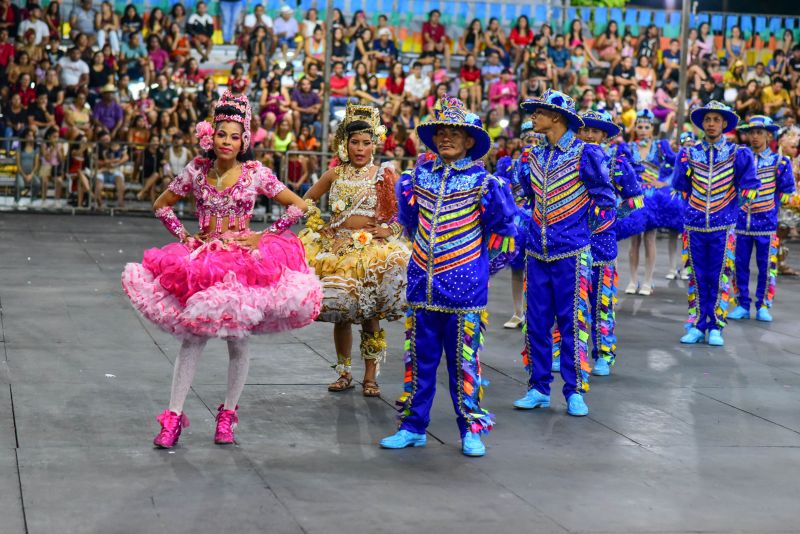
[{"x1": 121, "y1": 232, "x2": 323, "y2": 339}]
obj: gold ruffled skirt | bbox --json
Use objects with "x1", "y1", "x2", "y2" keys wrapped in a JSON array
[{"x1": 298, "y1": 227, "x2": 410, "y2": 323}]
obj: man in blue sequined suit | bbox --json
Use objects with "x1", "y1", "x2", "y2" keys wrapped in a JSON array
[
  {"x1": 551, "y1": 110, "x2": 644, "y2": 377},
  {"x1": 380, "y1": 97, "x2": 517, "y2": 457},
  {"x1": 511, "y1": 90, "x2": 616, "y2": 417},
  {"x1": 728, "y1": 116, "x2": 796, "y2": 323},
  {"x1": 672, "y1": 101, "x2": 758, "y2": 347}
]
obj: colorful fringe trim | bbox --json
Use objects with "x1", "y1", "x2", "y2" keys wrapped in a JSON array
[
  {"x1": 575, "y1": 251, "x2": 592, "y2": 392},
  {"x1": 683, "y1": 231, "x2": 699, "y2": 329},
  {"x1": 714, "y1": 230, "x2": 737, "y2": 328},
  {"x1": 551, "y1": 325, "x2": 561, "y2": 362},
  {"x1": 765, "y1": 233, "x2": 778, "y2": 309},
  {"x1": 396, "y1": 309, "x2": 416, "y2": 422},
  {"x1": 458, "y1": 311, "x2": 494, "y2": 435},
  {"x1": 596, "y1": 263, "x2": 618, "y2": 364}
]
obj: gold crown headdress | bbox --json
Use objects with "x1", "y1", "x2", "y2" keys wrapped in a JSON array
[{"x1": 333, "y1": 102, "x2": 387, "y2": 163}]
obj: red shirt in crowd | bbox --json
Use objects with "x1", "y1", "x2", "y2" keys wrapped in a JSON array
[
  {"x1": 0, "y1": 41, "x2": 14, "y2": 67},
  {"x1": 385, "y1": 76, "x2": 404, "y2": 96},
  {"x1": 509, "y1": 28, "x2": 534, "y2": 47},
  {"x1": 460, "y1": 66, "x2": 481, "y2": 84},
  {"x1": 422, "y1": 22, "x2": 445, "y2": 44},
  {"x1": 17, "y1": 86, "x2": 36, "y2": 106},
  {"x1": 330, "y1": 74, "x2": 349, "y2": 96},
  {"x1": 383, "y1": 134, "x2": 417, "y2": 158}
]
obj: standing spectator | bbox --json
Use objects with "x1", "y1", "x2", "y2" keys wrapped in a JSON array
[
  {"x1": 119, "y1": 4, "x2": 142, "y2": 40},
  {"x1": 187, "y1": 1, "x2": 214, "y2": 63},
  {"x1": 69, "y1": 0, "x2": 97, "y2": 45},
  {"x1": 508, "y1": 15, "x2": 533, "y2": 69},
  {"x1": 95, "y1": 1, "x2": 119, "y2": 54},
  {"x1": 120, "y1": 32, "x2": 151, "y2": 84},
  {"x1": 94, "y1": 130, "x2": 128, "y2": 209},
  {"x1": 92, "y1": 84, "x2": 123, "y2": 138},
  {"x1": 57, "y1": 47, "x2": 89, "y2": 97},
  {"x1": 761, "y1": 76, "x2": 791, "y2": 119},
  {"x1": 458, "y1": 18, "x2": 483, "y2": 56},
  {"x1": 635, "y1": 55, "x2": 656, "y2": 110},
  {"x1": 403, "y1": 61, "x2": 431, "y2": 111},
  {"x1": 420, "y1": 9, "x2": 450, "y2": 70},
  {"x1": 484, "y1": 17, "x2": 508, "y2": 67},
  {"x1": 459, "y1": 53, "x2": 482, "y2": 111},
  {"x1": 219, "y1": 0, "x2": 244, "y2": 44},
  {"x1": 14, "y1": 128, "x2": 40, "y2": 207},
  {"x1": 274, "y1": 5, "x2": 299, "y2": 61},
  {"x1": 18, "y1": 4, "x2": 49, "y2": 46},
  {"x1": 488, "y1": 68, "x2": 518, "y2": 117}
]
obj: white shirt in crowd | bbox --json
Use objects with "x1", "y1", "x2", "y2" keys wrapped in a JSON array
[
  {"x1": 244, "y1": 13, "x2": 273, "y2": 30},
  {"x1": 57, "y1": 56, "x2": 89, "y2": 86},
  {"x1": 187, "y1": 13, "x2": 215, "y2": 30},
  {"x1": 18, "y1": 18, "x2": 50, "y2": 45},
  {"x1": 405, "y1": 74, "x2": 431, "y2": 100},
  {"x1": 273, "y1": 16, "x2": 298, "y2": 38}
]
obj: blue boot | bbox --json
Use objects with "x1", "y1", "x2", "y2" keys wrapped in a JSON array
[
  {"x1": 551, "y1": 357, "x2": 560, "y2": 373},
  {"x1": 592, "y1": 358, "x2": 610, "y2": 376},
  {"x1": 708, "y1": 329, "x2": 724, "y2": 346},
  {"x1": 513, "y1": 389, "x2": 550, "y2": 410},
  {"x1": 680, "y1": 327, "x2": 705, "y2": 344},
  {"x1": 756, "y1": 307, "x2": 773, "y2": 322},
  {"x1": 380, "y1": 429, "x2": 426, "y2": 449},
  {"x1": 566, "y1": 394, "x2": 589, "y2": 416},
  {"x1": 461, "y1": 432, "x2": 486, "y2": 457},
  {"x1": 727, "y1": 306, "x2": 750, "y2": 320}
]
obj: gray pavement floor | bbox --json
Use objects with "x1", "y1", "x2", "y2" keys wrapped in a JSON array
[{"x1": 2, "y1": 212, "x2": 800, "y2": 534}]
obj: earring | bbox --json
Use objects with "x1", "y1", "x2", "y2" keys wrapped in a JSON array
[{"x1": 338, "y1": 144, "x2": 349, "y2": 163}]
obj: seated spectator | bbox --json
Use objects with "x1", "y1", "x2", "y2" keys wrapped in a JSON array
[
  {"x1": 747, "y1": 62, "x2": 771, "y2": 86},
  {"x1": 168, "y1": 3, "x2": 188, "y2": 32},
  {"x1": 18, "y1": 3, "x2": 49, "y2": 46},
  {"x1": 57, "y1": 47, "x2": 89, "y2": 97},
  {"x1": 459, "y1": 53, "x2": 482, "y2": 111},
  {"x1": 187, "y1": 1, "x2": 214, "y2": 63},
  {"x1": 509, "y1": 15, "x2": 534, "y2": 69},
  {"x1": 594, "y1": 21, "x2": 622, "y2": 69},
  {"x1": 397, "y1": 100, "x2": 417, "y2": 129},
  {"x1": 789, "y1": 45, "x2": 800, "y2": 85},
  {"x1": 150, "y1": 73, "x2": 178, "y2": 112},
  {"x1": 521, "y1": 54, "x2": 551, "y2": 99},
  {"x1": 484, "y1": 108, "x2": 503, "y2": 141},
  {"x1": 285, "y1": 141, "x2": 309, "y2": 194},
  {"x1": 304, "y1": 24, "x2": 325, "y2": 70},
  {"x1": 613, "y1": 55, "x2": 636, "y2": 98},
  {"x1": 173, "y1": 57, "x2": 204, "y2": 89},
  {"x1": 430, "y1": 56, "x2": 450, "y2": 86},
  {"x1": 147, "y1": 35, "x2": 170, "y2": 75},
  {"x1": 353, "y1": 27, "x2": 376, "y2": 69},
  {"x1": 303, "y1": 62, "x2": 323, "y2": 92},
  {"x1": 403, "y1": 61, "x2": 431, "y2": 111},
  {"x1": 762, "y1": 76, "x2": 791, "y2": 119},
  {"x1": 274, "y1": 5, "x2": 299, "y2": 61},
  {"x1": 570, "y1": 44, "x2": 591, "y2": 79},
  {"x1": 330, "y1": 26, "x2": 349, "y2": 64},
  {"x1": 0, "y1": 29, "x2": 14, "y2": 79},
  {"x1": 248, "y1": 26, "x2": 272, "y2": 77},
  {"x1": 136, "y1": 134, "x2": 164, "y2": 202},
  {"x1": 725, "y1": 25, "x2": 746, "y2": 65},
  {"x1": 290, "y1": 76, "x2": 321, "y2": 135},
  {"x1": 698, "y1": 75, "x2": 724, "y2": 103},
  {"x1": 163, "y1": 132, "x2": 192, "y2": 187},
  {"x1": 120, "y1": 32, "x2": 151, "y2": 84},
  {"x1": 3, "y1": 93, "x2": 27, "y2": 153},
  {"x1": 548, "y1": 34, "x2": 572, "y2": 87},
  {"x1": 661, "y1": 39, "x2": 681, "y2": 82},
  {"x1": 328, "y1": 61, "x2": 351, "y2": 107},
  {"x1": 272, "y1": 117, "x2": 294, "y2": 157},
  {"x1": 620, "y1": 97, "x2": 636, "y2": 132},
  {"x1": 165, "y1": 22, "x2": 191, "y2": 70},
  {"x1": 92, "y1": 84, "x2": 124, "y2": 138},
  {"x1": 635, "y1": 55, "x2": 656, "y2": 110},
  {"x1": 481, "y1": 50, "x2": 503, "y2": 87},
  {"x1": 653, "y1": 78, "x2": 678, "y2": 134},
  {"x1": 458, "y1": 18, "x2": 484, "y2": 56},
  {"x1": 44, "y1": 1, "x2": 61, "y2": 43},
  {"x1": 146, "y1": 7, "x2": 166, "y2": 39},
  {"x1": 723, "y1": 60, "x2": 747, "y2": 103},
  {"x1": 373, "y1": 28, "x2": 398, "y2": 72},
  {"x1": 484, "y1": 17, "x2": 509, "y2": 67},
  {"x1": 227, "y1": 62, "x2": 249, "y2": 94},
  {"x1": 596, "y1": 73, "x2": 616, "y2": 101},
  {"x1": 172, "y1": 93, "x2": 198, "y2": 134},
  {"x1": 95, "y1": 1, "x2": 120, "y2": 55},
  {"x1": 94, "y1": 130, "x2": 127, "y2": 208},
  {"x1": 638, "y1": 24, "x2": 659, "y2": 60},
  {"x1": 69, "y1": 0, "x2": 97, "y2": 45},
  {"x1": 27, "y1": 88, "x2": 56, "y2": 135},
  {"x1": 40, "y1": 126, "x2": 66, "y2": 206},
  {"x1": 488, "y1": 68, "x2": 518, "y2": 117},
  {"x1": 87, "y1": 50, "x2": 114, "y2": 104},
  {"x1": 735, "y1": 79, "x2": 764, "y2": 117},
  {"x1": 119, "y1": 4, "x2": 142, "y2": 40},
  {"x1": 242, "y1": 3, "x2": 274, "y2": 55},
  {"x1": 15, "y1": 72, "x2": 36, "y2": 107},
  {"x1": 694, "y1": 22, "x2": 715, "y2": 62}
]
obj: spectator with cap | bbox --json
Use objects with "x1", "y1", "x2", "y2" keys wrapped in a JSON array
[
  {"x1": 92, "y1": 83, "x2": 123, "y2": 139},
  {"x1": 69, "y1": 0, "x2": 97, "y2": 45},
  {"x1": 187, "y1": 1, "x2": 214, "y2": 63},
  {"x1": 274, "y1": 5, "x2": 299, "y2": 61}
]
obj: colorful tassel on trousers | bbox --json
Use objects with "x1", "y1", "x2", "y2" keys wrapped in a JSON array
[
  {"x1": 396, "y1": 309, "x2": 416, "y2": 421},
  {"x1": 595, "y1": 263, "x2": 618, "y2": 364},
  {"x1": 764, "y1": 233, "x2": 779, "y2": 309},
  {"x1": 575, "y1": 251, "x2": 592, "y2": 392},
  {"x1": 683, "y1": 231, "x2": 699, "y2": 329},
  {"x1": 459, "y1": 311, "x2": 494, "y2": 435},
  {"x1": 714, "y1": 230, "x2": 737, "y2": 328}
]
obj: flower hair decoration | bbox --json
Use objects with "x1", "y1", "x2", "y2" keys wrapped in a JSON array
[
  {"x1": 195, "y1": 90, "x2": 253, "y2": 153},
  {"x1": 332, "y1": 102, "x2": 386, "y2": 164}
]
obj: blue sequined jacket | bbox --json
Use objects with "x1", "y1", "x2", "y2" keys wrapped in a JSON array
[
  {"x1": 514, "y1": 130, "x2": 616, "y2": 261},
  {"x1": 591, "y1": 143, "x2": 644, "y2": 264},
  {"x1": 626, "y1": 139, "x2": 676, "y2": 189},
  {"x1": 735, "y1": 148, "x2": 795, "y2": 235},
  {"x1": 672, "y1": 139, "x2": 759, "y2": 231},
  {"x1": 397, "y1": 157, "x2": 517, "y2": 311}
]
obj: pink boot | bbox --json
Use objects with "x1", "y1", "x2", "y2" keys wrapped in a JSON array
[
  {"x1": 154, "y1": 410, "x2": 189, "y2": 449},
  {"x1": 214, "y1": 405, "x2": 238, "y2": 445}
]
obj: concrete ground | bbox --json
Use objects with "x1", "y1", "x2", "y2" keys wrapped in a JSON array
[{"x1": 2, "y1": 213, "x2": 800, "y2": 534}]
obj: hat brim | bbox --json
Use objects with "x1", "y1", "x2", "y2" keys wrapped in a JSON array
[
  {"x1": 690, "y1": 108, "x2": 739, "y2": 134},
  {"x1": 738, "y1": 124, "x2": 779, "y2": 134},
  {"x1": 520, "y1": 100, "x2": 584, "y2": 131},
  {"x1": 580, "y1": 117, "x2": 621, "y2": 138},
  {"x1": 416, "y1": 121, "x2": 492, "y2": 161}
]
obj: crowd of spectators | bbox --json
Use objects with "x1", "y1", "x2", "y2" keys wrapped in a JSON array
[{"x1": 2, "y1": 0, "x2": 800, "y2": 211}]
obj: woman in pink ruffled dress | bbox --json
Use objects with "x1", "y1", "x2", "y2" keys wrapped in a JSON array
[{"x1": 122, "y1": 91, "x2": 323, "y2": 449}]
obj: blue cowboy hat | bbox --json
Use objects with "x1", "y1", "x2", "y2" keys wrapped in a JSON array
[
  {"x1": 737, "y1": 115, "x2": 780, "y2": 134},
  {"x1": 416, "y1": 96, "x2": 491, "y2": 160},
  {"x1": 579, "y1": 109, "x2": 621, "y2": 138},
  {"x1": 690, "y1": 100, "x2": 740, "y2": 133},
  {"x1": 680, "y1": 131, "x2": 696, "y2": 145},
  {"x1": 520, "y1": 90, "x2": 584, "y2": 132},
  {"x1": 635, "y1": 108, "x2": 656, "y2": 123}
]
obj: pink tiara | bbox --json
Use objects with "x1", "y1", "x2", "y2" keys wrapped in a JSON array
[{"x1": 212, "y1": 90, "x2": 253, "y2": 152}]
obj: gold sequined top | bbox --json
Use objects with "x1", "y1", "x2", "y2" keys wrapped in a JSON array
[{"x1": 328, "y1": 165, "x2": 380, "y2": 223}]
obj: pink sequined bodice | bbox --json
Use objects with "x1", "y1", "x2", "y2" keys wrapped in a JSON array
[{"x1": 168, "y1": 157, "x2": 286, "y2": 235}]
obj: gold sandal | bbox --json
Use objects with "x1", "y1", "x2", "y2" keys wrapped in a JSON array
[
  {"x1": 362, "y1": 380, "x2": 381, "y2": 397},
  {"x1": 328, "y1": 374, "x2": 354, "y2": 392}
]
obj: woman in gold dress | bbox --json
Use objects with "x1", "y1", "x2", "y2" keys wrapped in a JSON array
[{"x1": 300, "y1": 104, "x2": 410, "y2": 396}]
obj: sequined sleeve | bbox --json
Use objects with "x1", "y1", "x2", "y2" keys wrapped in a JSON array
[
  {"x1": 778, "y1": 156, "x2": 797, "y2": 203},
  {"x1": 396, "y1": 168, "x2": 419, "y2": 239},
  {"x1": 253, "y1": 162, "x2": 287, "y2": 198},
  {"x1": 615, "y1": 152, "x2": 643, "y2": 201},
  {"x1": 480, "y1": 174, "x2": 517, "y2": 237},
  {"x1": 581, "y1": 143, "x2": 616, "y2": 208},
  {"x1": 167, "y1": 157, "x2": 206, "y2": 197},
  {"x1": 734, "y1": 146, "x2": 759, "y2": 195}
]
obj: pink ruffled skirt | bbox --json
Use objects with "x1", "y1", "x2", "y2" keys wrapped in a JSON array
[{"x1": 121, "y1": 231, "x2": 323, "y2": 339}]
